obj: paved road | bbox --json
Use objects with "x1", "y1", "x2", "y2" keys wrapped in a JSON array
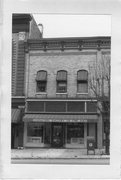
[{"x1": 11, "y1": 158, "x2": 110, "y2": 165}]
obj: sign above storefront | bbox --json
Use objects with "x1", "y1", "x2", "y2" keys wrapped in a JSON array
[
  {"x1": 23, "y1": 114, "x2": 98, "y2": 123},
  {"x1": 32, "y1": 119, "x2": 88, "y2": 123}
]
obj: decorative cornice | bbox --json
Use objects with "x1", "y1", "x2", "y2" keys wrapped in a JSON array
[
  {"x1": 25, "y1": 36, "x2": 111, "y2": 52},
  {"x1": 26, "y1": 97, "x2": 98, "y2": 101},
  {"x1": 29, "y1": 51, "x2": 97, "y2": 56}
]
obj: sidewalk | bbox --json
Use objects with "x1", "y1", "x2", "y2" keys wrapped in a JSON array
[{"x1": 11, "y1": 148, "x2": 110, "y2": 159}]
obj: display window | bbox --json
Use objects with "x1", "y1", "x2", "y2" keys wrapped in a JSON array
[
  {"x1": 27, "y1": 122, "x2": 44, "y2": 143},
  {"x1": 67, "y1": 123, "x2": 84, "y2": 144}
]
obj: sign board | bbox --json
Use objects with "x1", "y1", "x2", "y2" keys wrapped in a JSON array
[
  {"x1": 87, "y1": 136, "x2": 95, "y2": 155},
  {"x1": 32, "y1": 119, "x2": 88, "y2": 123},
  {"x1": 19, "y1": 32, "x2": 26, "y2": 41}
]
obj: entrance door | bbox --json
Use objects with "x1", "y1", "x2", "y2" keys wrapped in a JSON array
[
  {"x1": 51, "y1": 123, "x2": 63, "y2": 148},
  {"x1": 11, "y1": 124, "x2": 19, "y2": 149}
]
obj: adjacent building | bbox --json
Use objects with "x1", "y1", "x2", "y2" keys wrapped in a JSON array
[
  {"x1": 11, "y1": 14, "x2": 42, "y2": 148},
  {"x1": 22, "y1": 37, "x2": 110, "y2": 149}
]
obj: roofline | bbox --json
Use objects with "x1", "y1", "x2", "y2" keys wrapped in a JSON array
[
  {"x1": 12, "y1": 13, "x2": 32, "y2": 22},
  {"x1": 25, "y1": 36, "x2": 111, "y2": 52},
  {"x1": 28, "y1": 36, "x2": 111, "y2": 41}
]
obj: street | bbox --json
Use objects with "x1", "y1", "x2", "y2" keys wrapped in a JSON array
[{"x1": 11, "y1": 158, "x2": 110, "y2": 165}]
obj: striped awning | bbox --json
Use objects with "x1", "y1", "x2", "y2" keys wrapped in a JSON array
[
  {"x1": 36, "y1": 71, "x2": 47, "y2": 81},
  {"x1": 57, "y1": 71, "x2": 67, "y2": 81},
  {"x1": 23, "y1": 114, "x2": 98, "y2": 123},
  {"x1": 12, "y1": 109, "x2": 21, "y2": 123},
  {"x1": 77, "y1": 70, "x2": 88, "y2": 81}
]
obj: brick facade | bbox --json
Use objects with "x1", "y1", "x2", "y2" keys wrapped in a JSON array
[{"x1": 26, "y1": 49, "x2": 110, "y2": 99}]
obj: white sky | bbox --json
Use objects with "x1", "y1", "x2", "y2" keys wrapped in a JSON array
[{"x1": 33, "y1": 14, "x2": 111, "y2": 38}]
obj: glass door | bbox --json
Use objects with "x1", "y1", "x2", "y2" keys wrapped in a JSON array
[{"x1": 51, "y1": 123, "x2": 63, "y2": 148}]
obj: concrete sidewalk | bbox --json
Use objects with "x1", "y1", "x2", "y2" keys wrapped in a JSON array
[{"x1": 11, "y1": 148, "x2": 109, "y2": 159}]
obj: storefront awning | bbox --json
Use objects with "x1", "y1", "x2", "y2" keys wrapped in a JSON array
[
  {"x1": 12, "y1": 109, "x2": 21, "y2": 123},
  {"x1": 23, "y1": 114, "x2": 98, "y2": 123}
]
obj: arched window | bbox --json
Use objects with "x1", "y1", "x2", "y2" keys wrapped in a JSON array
[
  {"x1": 56, "y1": 70, "x2": 67, "y2": 93},
  {"x1": 36, "y1": 70, "x2": 47, "y2": 92},
  {"x1": 77, "y1": 70, "x2": 88, "y2": 93}
]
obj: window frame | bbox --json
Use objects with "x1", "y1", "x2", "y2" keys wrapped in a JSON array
[
  {"x1": 27, "y1": 122, "x2": 44, "y2": 143},
  {"x1": 77, "y1": 70, "x2": 88, "y2": 93},
  {"x1": 86, "y1": 101, "x2": 97, "y2": 112},
  {"x1": 56, "y1": 80, "x2": 67, "y2": 93},
  {"x1": 36, "y1": 70, "x2": 47, "y2": 93},
  {"x1": 56, "y1": 70, "x2": 67, "y2": 93},
  {"x1": 36, "y1": 80, "x2": 47, "y2": 92}
]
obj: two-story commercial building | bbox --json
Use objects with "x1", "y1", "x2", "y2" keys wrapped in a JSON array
[{"x1": 22, "y1": 37, "x2": 110, "y2": 149}]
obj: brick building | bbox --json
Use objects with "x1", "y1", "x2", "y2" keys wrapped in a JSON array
[
  {"x1": 23, "y1": 37, "x2": 110, "y2": 149},
  {"x1": 11, "y1": 14, "x2": 42, "y2": 148}
]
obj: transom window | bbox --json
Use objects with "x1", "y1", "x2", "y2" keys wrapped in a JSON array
[
  {"x1": 77, "y1": 70, "x2": 88, "y2": 93},
  {"x1": 36, "y1": 70, "x2": 47, "y2": 92},
  {"x1": 56, "y1": 70, "x2": 67, "y2": 93},
  {"x1": 87, "y1": 101, "x2": 97, "y2": 112},
  {"x1": 27, "y1": 101, "x2": 97, "y2": 113}
]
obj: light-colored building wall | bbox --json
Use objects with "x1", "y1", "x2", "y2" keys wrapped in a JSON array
[
  {"x1": 24, "y1": 38, "x2": 110, "y2": 149},
  {"x1": 26, "y1": 50, "x2": 99, "y2": 98}
]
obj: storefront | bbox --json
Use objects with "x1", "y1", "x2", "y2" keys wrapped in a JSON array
[
  {"x1": 23, "y1": 114, "x2": 98, "y2": 148},
  {"x1": 11, "y1": 108, "x2": 24, "y2": 149}
]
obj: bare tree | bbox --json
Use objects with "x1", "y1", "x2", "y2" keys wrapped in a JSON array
[{"x1": 88, "y1": 53, "x2": 110, "y2": 154}]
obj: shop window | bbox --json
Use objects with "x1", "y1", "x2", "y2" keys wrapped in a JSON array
[
  {"x1": 87, "y1": 101, "x2": 97, "y2": 112},
  {"x1": 27, "y1": 123, "x2": 44, "y2": 143},
  {"x1": 77, "y1": 70, "x2": 88, "y2": 93},
  {"x1": 67, "y1": 123, "x2": 84, "y2": 144},
  {"x1": 87, "y1": 123, "x2": 89, "y2": 136},
  {"x1": 36, "y1": 70, "x2": 47, "y2": 92},
  {"x1": 56, "y1": 70, "x2": 67, "y2": 93}
]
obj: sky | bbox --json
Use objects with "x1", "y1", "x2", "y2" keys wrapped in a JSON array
[{"x1": 33, "y1": 14, "x2": 111, "y2": 38}]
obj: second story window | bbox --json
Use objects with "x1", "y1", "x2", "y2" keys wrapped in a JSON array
[
  {"x1": 36, "y1": 70, "x2": 47, "y2": 92},
  {"x1": 77, "y1": 70, "x2": 88, "y2": 93},
  {"x1": 56, "y1": 70, "x2": 67, "y2": 93}
]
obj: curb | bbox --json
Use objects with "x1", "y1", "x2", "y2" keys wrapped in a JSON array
[{"x1": 11, "y1": 156, "x2": 110, "y2": 160}]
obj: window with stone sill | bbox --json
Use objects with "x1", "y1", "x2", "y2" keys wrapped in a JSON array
[
  {"x1": 77, "y1": 70, "x2": 88, "y2": 93},
  {"x1": 36, "y1": 70, "x2": 47, "y2": 92},
  {"x1": 56, "y1": 70, "x2": 67, "y2": 93}
]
